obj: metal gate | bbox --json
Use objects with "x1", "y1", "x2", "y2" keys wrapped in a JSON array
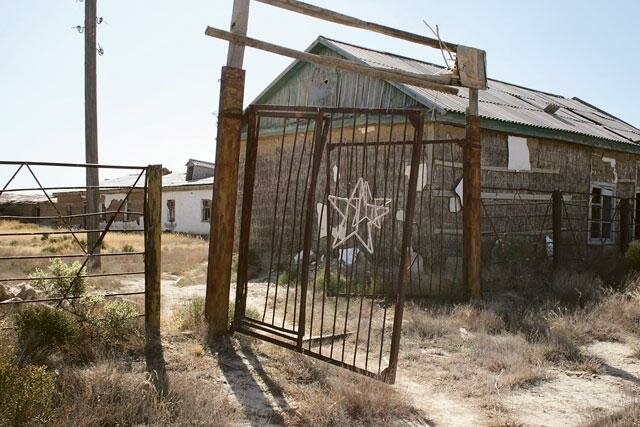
[{"x1": 234, "y1": 106, "x2": 426, "y2": 383}]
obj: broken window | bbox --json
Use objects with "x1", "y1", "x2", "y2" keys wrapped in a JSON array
[
  {"x1": 507, "y1": 136, "x2": 531, "y2": 171},
  {"x1": 167, "y1": 199, "x2": 176, "y2": 223},
  {"x1": 202, "y1": 199, "x2": 211, "y2": 222},
  {"x1": 589, "y1": 185, "x2": 614, "y2": 243}
]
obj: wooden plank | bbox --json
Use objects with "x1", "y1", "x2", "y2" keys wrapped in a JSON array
[
  {"x1": 434, "y1": 159, "x2": 560, "y2": 175},
  {"x1": 253, "y1": 0, "x2": 458, "y2": 52},
  {"x1": 204, "y1": 26, "x2": 460, "y2": 94},
  {"x1": 227, "y1": 0, "x2": 250, "y2": 68},
  {"x1": 144, "y1": 165, "x2": 162, "y2": 354},
  {"x1": 456, "y1": 45, "x2": 487, "y2": 90}
]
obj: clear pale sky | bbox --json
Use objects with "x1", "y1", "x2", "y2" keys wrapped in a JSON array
[{"x1": 1, "y1": 1, "x2": 639, "y2": 188}]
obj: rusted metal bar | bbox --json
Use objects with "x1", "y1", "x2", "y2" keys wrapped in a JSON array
[
  {"x1": 552, "y1": 190, "x2": 562, "y2": 269},
  {"x1": 327, "y1": 138, "x2": 466, "y2": 148},
  {"x1": 296, "y1": 113, "x2": 329, "y2": 350},
  {"x1": 0, "y1": 291, "x2": 145, "y2": 305},
  {"x1": 205, "y1": 66, "x2": 246, "y2": 338},
  {"x1": 0, "y1": 186, "x2": 143, "y2": 193},
  {"x1": 387, "y1": 112, "x2": 423, "y2": 384},
  {"x1": 0, "y1": 229, "x2": 144, "y2": 237},
  {"x1": 0, "y1": 252, "x2": 144, "y2": 261},
  {"x1": 0, "y1": 160, "x2": 146, "y2": 170},
  {"x1": 0, "y1": 211, "x2": 144, "y2": 220},
  {"x1": 144, "y1": 165, "x2": 162, "y2": 354},
  {"x1": 463, "y1": 89, "x2": 482, "y2": 301},
  {"x1": 0, "y1": 164, "x2": 24, "y2": 198},
  {"x1": 620, "y1": 198, "x2": 631, "y2": 254},
  {"x1": 0, "y1": 271, "x2": 145, "y2": 283},
  {"x1": 234, "y1": 107, "x2": 258, "y2": 329}
]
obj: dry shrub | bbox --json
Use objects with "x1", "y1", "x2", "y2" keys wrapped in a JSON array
[
  {"x1": 55, "y1": 363, "x2": 239, "y2": 426},
  {"x1": 173, "y1": 297, "x2": 205, "y2": 332},
  {"x1": 466, "y1": 333, "x2": 546, "y2": 391},
  {"x1": 585, "y1": 403, "x2": 640, "y2": 427},
  {"x1": 402, "y1": 303, "x2": 457, "y2": 341},
  {"x1": 549, "y1": 270, "x2": 604, "y2": 307},
  {"x1": 451, "y1": 304, "x2": 505, "y2": 334},
  {"x1": 291, "y1": 372, "x2": 419, "y2": 426}
]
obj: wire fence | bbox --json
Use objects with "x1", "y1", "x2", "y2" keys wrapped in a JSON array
[{"x1": 0, "y1": 161, "x2": 152, "y2": 327}]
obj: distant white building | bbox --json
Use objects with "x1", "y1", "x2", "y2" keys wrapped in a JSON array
[{"x1": 100, "y1": 159, "x2": 215, "y2": 235}]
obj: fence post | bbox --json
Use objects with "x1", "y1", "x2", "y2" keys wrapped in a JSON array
[
  {"x1": 145, "y1": 164, "x2": 162, "y2": 354},
  {"x1": 620, "y1": 198, "x2": 630, "y2": 254},
  {"x1": 463, "y1": 88, "x2": 482, "y2": 301},
  {"x1": 552, "y1": 190, "x2": 562, "y2": 269}
]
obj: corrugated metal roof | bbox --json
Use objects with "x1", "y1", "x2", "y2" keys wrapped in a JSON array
[
  {"x1": 100, "y1": 172, "x2": 213, "y2": 190},
  {"x1": 320, "y1": 37, "x2": 640, "y2": 146},
  {"x1": 0, "y1": 193, "x2": 53, "y2": 204}
]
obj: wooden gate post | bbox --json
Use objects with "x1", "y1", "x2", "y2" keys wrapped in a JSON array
[
  {"x1": 205, "y1": 0, "x2": 250, "y2": 339},
  {"x1": 145, "y1": 165, "x2": 162, "y2": 353},
  {"x1": 552, "y1": 190, "x2": 562, "y2": 269},
  {"x1": 463, "y1": 89, "x2": 482, "y2": 301},
  {"x1": 620, "y1": 198, "x2": 631, "y2": 254}
]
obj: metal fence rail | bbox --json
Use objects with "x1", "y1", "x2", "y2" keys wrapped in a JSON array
[{"x1": 0, "y1": 161, "x2": 162, "y2": 347}]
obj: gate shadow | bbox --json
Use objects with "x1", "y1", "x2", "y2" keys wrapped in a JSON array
[{"x1": 214, "y1": 337, "x2": 289, "y2": 424}]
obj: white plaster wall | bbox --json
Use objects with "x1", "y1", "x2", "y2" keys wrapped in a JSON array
[{"x1": 162, "y1": 188, "x2": 212, "y2": 235}]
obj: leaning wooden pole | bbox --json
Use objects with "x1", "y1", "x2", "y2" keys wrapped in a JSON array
[
  {"x1": 205, "y1": 0, "x2": 250, "y2": 339},
  {"x1": 463, "y1": 88, "x2": 482, "y2": 301},
  {"x1": 84, "y1": 0, "x2": 101, "y2": 271}
]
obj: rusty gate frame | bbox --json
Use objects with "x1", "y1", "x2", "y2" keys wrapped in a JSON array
[{"x1": 233, "y1": 105, "x2": 464, "y2": 383}]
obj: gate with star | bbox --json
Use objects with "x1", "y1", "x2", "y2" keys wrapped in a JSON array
[{"x1": 234, "y1": 105, "x2": 429, "y2": 383}]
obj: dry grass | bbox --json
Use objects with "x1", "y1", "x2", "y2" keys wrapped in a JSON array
[
  {"x1": 256, "y1": 344, "x2": 424, "y2": 426},
  {"x1": 584, "y1": 403, "x2": 640, "y2": 427},
  {"x1": 0, "y1": 220, "x2": 209, "y2": 288},
  {"x1": 54, "y1": 362, "x2": 239, "y2": 426}
]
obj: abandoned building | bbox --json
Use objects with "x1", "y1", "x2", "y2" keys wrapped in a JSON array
[
  {"x1": 238, "y1": 36, "x2": 640, "y2": 296},
  {"x1": 0, "y1": 159, "x2": 215, "y2": 236}
]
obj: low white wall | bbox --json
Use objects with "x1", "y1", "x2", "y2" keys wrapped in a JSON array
[{"x1": 162, "y1": 188, "x2": 212, "y2": 235}]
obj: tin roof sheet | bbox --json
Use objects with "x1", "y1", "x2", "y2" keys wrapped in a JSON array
[{"x1": 320, "y1": 37, "x2": 640, "y2": 146}]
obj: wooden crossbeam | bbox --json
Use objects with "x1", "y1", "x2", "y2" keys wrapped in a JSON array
[
  {"x1": 204, "y1": 26, "x2": 460, "y2": 94},
  {"x1": 253, "y1": 0, "x2": 458, "y2": 52}
]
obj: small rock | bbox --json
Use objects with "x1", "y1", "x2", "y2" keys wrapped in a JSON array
[
  {"x1": 17, "y1": 284, "x2": 37, "y2": 301},
  {"x1": 0, "y1": 284, "x2": 13, "y2": 302}
]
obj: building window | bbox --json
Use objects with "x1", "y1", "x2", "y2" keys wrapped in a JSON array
[
  {"x1": 66, "y1": 204, "x2": 73, "y2": 217},
  {"x1": 201, "y1": 199, "x2": 211, "y2": 222},
  {"x1": 167, "y1": 199, "x2": 176, "y2": 223},
  {"x1": 589, "y1": 185, "x2": 615, "y2": 244},
  {"x1": 34, "y1": 205, "x2": 41, "y2": 223},
  {"x1": 124, "y1": 201, "x2": 133, "y2": 222},
  {"x1": 101, "y1": 203, "x2": 107, "y2": 221}
]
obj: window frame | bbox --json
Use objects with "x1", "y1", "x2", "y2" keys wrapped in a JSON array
[
  {"x1": 167, "y1": 199, "x2": 176, "y2": 223},
  {"x1": 201, "y1": 199, "x2": 211, "y2": 223},
  {"x1": 588, "y1": 182, "x2": 616, "y2": 245}
]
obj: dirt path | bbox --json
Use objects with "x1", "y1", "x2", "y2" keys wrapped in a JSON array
[
  {"x1": 500, "y1": 341, "x2": 640, "y2": 426},
  {"x1": 116, "y1": 276, "x2": 640, "y2": 426}
]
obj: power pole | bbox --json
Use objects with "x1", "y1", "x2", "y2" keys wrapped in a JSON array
[
  {"x1": 84, "y1": 0, "x2": 101, "y2": 270},
  {"x1": 205, "y1": 0, "x2": 250, "y2": 339}
]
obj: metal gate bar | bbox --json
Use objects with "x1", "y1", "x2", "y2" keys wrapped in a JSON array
[{"x1": 235, "y1": 106, "x2": 455, "y2": 383}]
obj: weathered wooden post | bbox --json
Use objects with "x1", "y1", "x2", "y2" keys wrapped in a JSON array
[
  {"x1": 145, "y1": 164, "x2": 162, "y2": 353},
  {"x1": 84, "y1": 0, "x2": 101, "y2": 271},
  {"x1": 620, "y1": 198, "x2": 631, "y2": 254},
  {"x1": 463, "y1": 88, "x2": 482, "y2": 301},
  {"x1": 205, "y1": 0, "x2": 250, "y2": 339},
  {"x1": 552, "y1": 190, "x2": 562, "y2": 269}
]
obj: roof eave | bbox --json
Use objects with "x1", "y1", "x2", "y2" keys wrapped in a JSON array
[{"x1": 438, "y1": 111, "x2": 640, "y2": 155}]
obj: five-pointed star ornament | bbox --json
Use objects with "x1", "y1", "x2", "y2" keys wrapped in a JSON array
[{"x1": 327, "y1": 177, "x2": 391, "y2": 254}]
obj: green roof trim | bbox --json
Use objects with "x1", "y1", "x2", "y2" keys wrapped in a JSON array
[{"x1": 439, "y1": 112, "x2": 640, "y2": 155}]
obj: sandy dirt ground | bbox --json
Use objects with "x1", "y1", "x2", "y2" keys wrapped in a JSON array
[{"x1": 116, "y1": 276, "x2": 640, "y2": 426}]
